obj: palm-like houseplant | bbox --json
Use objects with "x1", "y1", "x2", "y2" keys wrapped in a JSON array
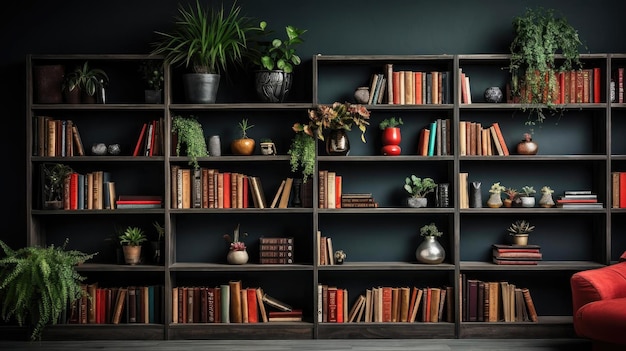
[
  {"x1": 63, "y1": 61, "x2": 109, "y2": 103},
  {"x1": 150, "y1": 0, "x2": 258, "y2": 103},
  {"x1": 508, "y1": 7, "x2": 585, "y2": 124},
  {"x1": 0, "y1": 239, "x2": 96, "y2": 340}
]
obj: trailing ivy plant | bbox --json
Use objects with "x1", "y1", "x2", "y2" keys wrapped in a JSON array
[
  {"x1": 508, "y1": 7, "x2": 585, "y2": 125},
  {"x1": 288, "y1": 132, "x2": 316, "y2": 182},
  {"x1": 0, "y1": 239, "x2": 96, "y2": 340},
  {"x1": 171, "y1": 115, "x2": 208, "y2": 170}
]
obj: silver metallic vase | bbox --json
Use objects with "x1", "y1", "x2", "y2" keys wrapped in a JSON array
[{"x1": 416, "y1": 236, "x2": 445, "y2": 264}]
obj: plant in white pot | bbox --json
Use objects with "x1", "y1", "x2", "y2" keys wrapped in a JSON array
[
  {"x1": 404, "y1": 175, "x2": 437, "y2": 208},
  {"x1": 151, "y1": 0, "x2": 258, "y2": 103},
  {"x1": 520, "y1": 185, "x2": 537, "y2": 208}
]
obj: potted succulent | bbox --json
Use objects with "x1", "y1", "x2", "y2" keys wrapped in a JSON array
[
  {"x1": 292, "y1": 102, "x2": 370, "y2": 156},
  {"x1": 118, "y1": 226, "x2": 147, "y2": 265},
  {"x1": 251, "y1": 21, "x2": 307, "y2": 102},
  {"x1": 288, "y1": 131, "x2": 316, "y2": 182},
  {"x1": 487, "y1": 182, "x2": 506, "y2": 208},
  {"x1": 0, "y1": 239, "x2": 96, "y2": 340},
  {"x1": 379, "y1": 117, "x2": 403, "y2": 156},
  {"x1": 138, "y1": 60, "x2": 164, "y2": 104},
  {"x1": 507, "y1": 219, "x2": 535, "y2": 246},
  {"x1": 416, "y1": 222, "x2": 445, "y2": 264},
  {"x1": 231, "y1": 118, "x2": 255, "y2": 155},
  {"x1": 151, "y1": 0, "x2": 258, "y2": 103},
  {"x1": 62, "y1": 61, "x2": 109, "y2": 104},
  {"x1": 520, "y1": 185, "x2": 537, "y2": 207},
  {"x1": 508, "y1": 7, "x2": 585, "y2": 124},
  {"x1": 172, "y1": 115, "x2": 208, "y2": 170},
  {"x1": 223, "y1": 223, "x2": 248, "y2": 264},
  {"x1": 404, "y1": 175, "x2": 437, "y2": 208},
  {"x1": 503, "y1": 187, "x2": 519, "y2": 208},
  {"x1": 539, "y1": 185, "x2": 556, "y2": 208}
]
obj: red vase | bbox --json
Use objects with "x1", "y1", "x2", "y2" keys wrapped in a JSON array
[{"x1": 381, "y1": 127, "x2": 401, "y2": 156}]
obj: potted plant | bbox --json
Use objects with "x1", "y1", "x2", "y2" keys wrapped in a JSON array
[
  {"x1": 503, "y1": 187, "x2": 518, "y2": 208},
  {"x1": 62, "y1": 61, "x2": 109, "y2": 104},
  {"x1": 118, "y1": 226, "x2": 147, "y2": 265},
  {"x1": 508, "y1": 7, "x2": 585, "y2": 124},
  {"x1": 172, "y1": 115, "x2": 208, "y2": 170},
  {"x1": 292, "y1": 102, "x2": 370, "y2": 156},
  {"x1": 379, "y1": 117, "x2": 403, "y2": 156},
  {"x1": 151, "y1": 0, "x2": 258, "y2": 103},
  {"x1": 288, "y1": 131, "x2": 316, "y2": 182},
  {"x1": 416, "y1": 222, "x2": 445, "y2": 264},
  {"x1": 539, "y1": 185, "x2": 556, "y2": 208},
  {"x1": 231, "y1": 118, "x2": 255, "y2": 155},
  {"x1": 487, "y1": 182, "x2": 506, "y2": 208},
  {"x1": 251, "y1": 21, "x2": 307, "y2": 102},
  {"x1": 507, "y1": 219, "x2": 535, "y2": 246},
  {"x1": 520, "y1": 185, "x2": 537, "y2": 207},
  {"x1": 259, "y1": 137, "x2": 276, "y2": 155},
  {"x1": 41, "y1": 163, "x2": 73, "y2": 210},
  {"x1": 223, "y1": 223, "x2": 248, "y2": 264},
  {"x1": 404, "y1": 175, "x2": 437, "y2": 208},
  {"x1": 138, "y1": 60, "x2": 164, "y2": 104},
  {"x1": 0, "y1": 239, "x2": 96, "y2": 340}
]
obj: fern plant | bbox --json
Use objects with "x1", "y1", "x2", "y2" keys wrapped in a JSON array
[
  {"x1": 288, "y1": 131, "x2": 316, "y2": 182},
  {"x1": 172, "y1": 115, "x2": 208, "y2": 170},
  {"x1": 0, "y1": 239, "x2": 96, "y2": 340}
]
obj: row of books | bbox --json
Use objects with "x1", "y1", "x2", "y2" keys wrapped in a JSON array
[
  {"x1": 172, "y1": 282, "x2": 297, "y2": 323},
  {"x1": 492, "y1": 244, "x2": 542, "y2": 265},
  {"x1": 417, "y1": 118, "x2": 452, "y2": 156},
  {"x1": 556, "y1": 190, "x2": 603, "y2": 209},
  {"x1": 317, "y1": 231, "x2": 335, "y2": 265},
  {"x1": 259, "y1": 237, "x2": 294, "y2": 264},
  {"x1": 318, "y1": 285, "x2": 453, "y2": 323},
  {"x1": 386, "y1": 66, "x2": 452, "y2": 105},
  {"x1": 461, "y1": 274, "x2": 538, "y2": 323},
  {"x1": 611, "y1": 172, "x2": 626, "y2": 208},
  {"x1": 132, "y1": 118, "x2": 165, "y2": 157},
  {"x1": 612, "y1": 67, "x2": 626, "y2": 103},
  {"x1": 33, "y1": 116, "x2": 85, "y2": 157},
  {"x1": 507, "y1": 68, "x2": 602, "y2": 105},
  {"x1": 58, "y1": 168, "x2": 115, "y2": 210},
  {"x1": 61, "y1": 284, "x2": 164, "y2": 325},
  {"x1": 459, "y1": 121, "x2": 509, "y2": 156}
]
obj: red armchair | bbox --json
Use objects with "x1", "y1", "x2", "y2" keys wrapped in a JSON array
[{"x1": 570, "y1": 252, "x2": 626, "y2": 351}]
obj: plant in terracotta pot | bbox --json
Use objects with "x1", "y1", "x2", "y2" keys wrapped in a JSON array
[
  {"x1": 223, "y1": 223, "x2": 249, "y2": 264},
  {"x1": 379, "y1": 117, "x2": 403, "y2": 156},
  {"x1": 0, "y1": 239, "x2": 96, "y2": 340},
  {"x1": 520, "y1": 185, "x2": 537, "y2": 208},
  {"x1": 251, "y1": 21, "x2": 307, "y2": 102},
  {"x1": 404, "y1": 175, "x2": 437, "y2": 208},
  {"x1": 118, "y1": 226, "x2": 147, "y2": 265},
  {"x1": 138, "y1": 60, "x2": 164, "y2": 104},
  {"x1": 63, "y1": 61, "x2": 109, "y2": 104},
  {"x1": 172, "y1": 115, "x2": 208, "y2": 170},
  {"x1": 416, "y1": 222, "x2": 445, "y2": 264},
  {"x1": 507, "y1": 219, "x2": 535, "y2": 246},
  {"x1": 231, "y1": 118, "x2": 255, "y2": 155},
  {"x1": 151, "y1": 0, "x2": 258, "y2": 104},
  {"x1": 508, "y1": 7, "x2": 585, "y2": 124},
  {"x1": 487, "y1": 182, "x2": 506, "y2": 208},
  {"x1": 503, "y1": 187, "x2": 519, "y2": 208}
]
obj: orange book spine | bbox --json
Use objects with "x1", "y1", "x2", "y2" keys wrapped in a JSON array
[{"x1": 491, "y1": 122, "x2": 509, "y2": 156}]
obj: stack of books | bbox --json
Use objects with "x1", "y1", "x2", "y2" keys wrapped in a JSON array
[
  {"x1": 259, "y1": 237, "x2": 294, "y2": 264},
  {"x1": 492, "y1": 244, "x2": 542, "y2": 265},
  {"x1": 341, "y1": 193, "x2": 378, "y2": 208},
  {"x1": 556, "y1": 190, "x2": 603, "y2": 209}
]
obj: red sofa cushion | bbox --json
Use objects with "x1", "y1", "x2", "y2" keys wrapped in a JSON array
[{"x1": 574, "y1": 297, "x2": 626, "y2": 345}]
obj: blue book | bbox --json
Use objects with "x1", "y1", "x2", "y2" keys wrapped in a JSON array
[
  {"x1": 77, "y1": 173, "x2": 85, "y2": 210},
  {"x1": 148, "y1": 285, "x2": 155, "y2": 324},
  {"x1": 428, "y1": 121, "x2": 437, "y2": 156}
]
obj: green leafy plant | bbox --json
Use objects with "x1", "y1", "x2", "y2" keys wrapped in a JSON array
[
  {"x1": 152, "y1": 221, "x2": 165, "y2": 243},
  {"x1": 288, "y1": 131, "x2": 316, "y2": 182},
  {"x1": 508, "y1": 7, "x2": 585, "y2": 124},
  {"x1": 237, "y1": 118, "x2": 255, "y2": 139},
  {"x1": 293, "y1": 102, "x2": 371, "y2": 142},
  {"x1": 260, "y1": 137, "x2": 272, "y2": 143},
  {"x1": 420, "y1": 222, "x2": 443, "y2": 237},
  {"x1": 119, "y1": 226, "x2": 147, "y2": 247},
  {"x1": 0, "y1": 239, "x2": 96, "y2": 340},
  {"x1": 520, "y1": 186, "x2": 536, "y2": 197},
  {"x1": 172, "y1": 115, "x2": 208, "y2": 169},
  {"x1": 489, "y1": 182, "x2": 506, "y2": 194},
  {"x1": 151, "y1": 0, "x2": 257, "y2": 76},
  {"x1": 379, "y1": 117, "x2": 404, "y2": 130},
  {"x1": 223, "y1": 223, "x2": 248, "y2": 251},
  {"x1": 63, "y1": 61, "x2": 109, "y2": 96},
  {"x1": 138, "y1": 60, "x2": 164, "y2": 90},
  {"x1": 507, "y1": 220, "x2": 535, "y2": 235},
  {"x1": 42, "y1": 163, "x2": 73, "y2": 203},
  {"x1": 253, "y1": 21, "x2": 307, "y2": 73},
  {"x1": 404, "y1": 175, "x2": 437, "y2": 198}
]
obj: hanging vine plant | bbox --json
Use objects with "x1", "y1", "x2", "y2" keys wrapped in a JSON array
[
  {"x1": 171, "y1": 115, "x2": 208, "y2": 169},
  {"x1": 508, "y1": 7, "x2": 586, "y2": 125}
]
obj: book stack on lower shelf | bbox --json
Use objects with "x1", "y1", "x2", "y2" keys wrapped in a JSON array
[
  {"x1": 492, "y1": 244, "x2": 542, "y2": 265},
  {"x1": 340, "y1": 193, "x2": 378, "y2": 208},
  {"x1": 556, "y1": 190, "x2": 602, "y2": 209},
  {"x1": 259, "y1": 237, "x2": 294, "y2": 264}
]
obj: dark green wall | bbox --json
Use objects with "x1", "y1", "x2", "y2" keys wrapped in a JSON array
[{"x1": 3, "y1": 0, "x2": 625, "y2": 248}]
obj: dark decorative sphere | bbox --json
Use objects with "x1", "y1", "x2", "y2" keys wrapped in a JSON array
[{"x1": 484, "y1": 86, "x2": 503, "y2": 103}]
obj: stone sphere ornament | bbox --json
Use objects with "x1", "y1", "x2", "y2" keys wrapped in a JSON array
[
  {"x1": 91, "y1": 143, "x2": 107, "y2": 155},
  {"x1": 107, "y1": 143, "x2": 121, "y2": 155},
  {"x1": 484, "y1": 86, "x2": 503, "y2": 103}
]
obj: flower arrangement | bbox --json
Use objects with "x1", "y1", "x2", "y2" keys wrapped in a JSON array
[
  {"x1": 489, "y1": 182, "x2": 506, "y2": 194},
  {"x1": 293, "y1": 102, "x2": 370, "y2": 142},
  {"x1": 223, "y1": 224, "x2": 248, "y2": 251},
  {"x1": 419, "y1": 222, "x2": 443, "y2": 237}
]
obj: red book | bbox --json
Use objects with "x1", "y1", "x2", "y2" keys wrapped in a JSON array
[
  {"x1": 268, "y1": 309, "x2": 302, "y2": 317},
  {"x1": 620, "y1": 172, "x2": 626, "y2": 208},
  {"x1": 69, "y1": 172, "x2": 79, "y2": 210},
  {"x1": 491, "y1": 122, "x2": 509, "y2": 156},
  {"x1": 335, "y1": 175, "x2": 342, "y2": 209},
  {"x1": 243, "y1": 176, "x2": 249, "y2": 208},
  {"x1": 133, "y1": 123, "x2": 148, "y2": 157},
  {"x1": 223, "y1": 172, "x2": 231, "y2": 208},
  {"x1": 327, "y1": 287, "x2": 337, "y2": 322},
  {"x1": 381, "y1": 286, "x2": 392, "y2": 322},
  {"x1": 593, "y1": 67, "x2": 601, "y2": 103},
  {"x1": 556, "y1": 198, "x2": 598, "y2": 203},
  {"x1": 247, "y1": 287, "x2": 258, "y2": 323},
  {"x1": 558, "y1": 71, "x2": 565, "y2": 104},
  {"x1": 336, "y1": 288, "x2": 344, "y2": 323},
  {"x1": 392, "y1": 71, "x2": 401, "y2": 104}
]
